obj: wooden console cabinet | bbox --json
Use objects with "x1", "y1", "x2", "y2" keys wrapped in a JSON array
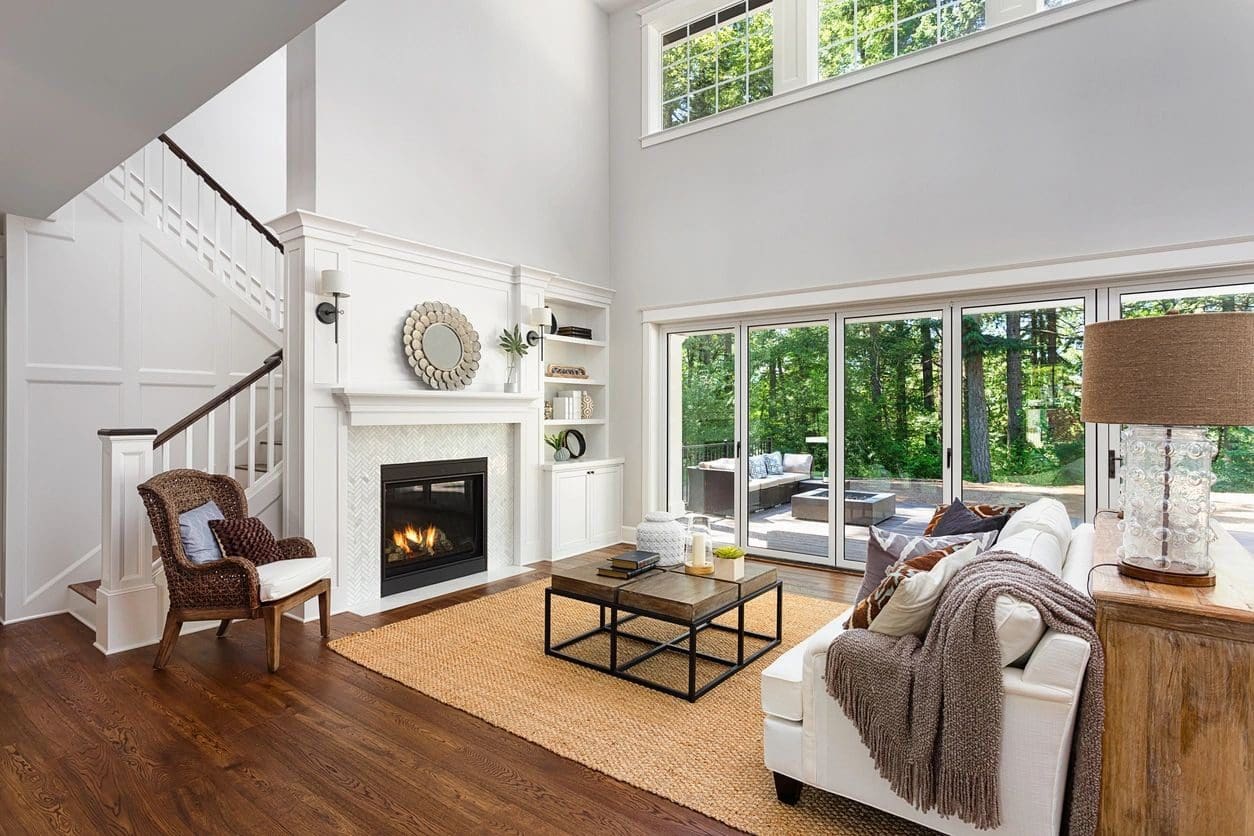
[{"x1": 1090, "y1": 515, "x2": 1253, "y2": 835}]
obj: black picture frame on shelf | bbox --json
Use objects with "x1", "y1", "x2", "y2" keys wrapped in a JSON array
[{"x1": 564, "y1": 428, "x2": 586, "y2": 460}]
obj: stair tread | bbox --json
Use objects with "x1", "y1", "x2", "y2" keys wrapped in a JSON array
[
  {"x1": 235, "y1": 463, "x2": 271, "y2": 473},
  {"x1": 69, "y1": 580, "x2": 101, "y2": 604}
]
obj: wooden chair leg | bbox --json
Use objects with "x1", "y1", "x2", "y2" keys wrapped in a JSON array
[
  {"x1": 216, "y1": 619, "x2": 232, "y2": 638},
  {"x1": 263, "y1": 606, "x2": 281, "y2": 673},
  {"x1": 318, "y1": 583, "x2": 331, "y2": 639},
  {"x1": 154, "y1": 612, "x2": 182, "y2": 670}
]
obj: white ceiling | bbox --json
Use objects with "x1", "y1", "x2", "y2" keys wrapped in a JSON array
[
  {"x1": 594, "y1": 0, "x2": 641, "y2": 12},
  {"x1": 0, "y1": 0, "x2": 345, "y2": 218}
]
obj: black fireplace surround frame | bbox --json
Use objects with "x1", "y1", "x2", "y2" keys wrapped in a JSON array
[{"x1": 380, "y1": 457, "x2": 487, "y2": 597}]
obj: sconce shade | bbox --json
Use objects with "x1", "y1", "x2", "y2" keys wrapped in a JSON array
[
  {"x1": 531, "y1": 307, "x2": 553, "y2": 329},
  {"x1": 320, "y1": 269, "x2": 351, "y2": 297},
  {"x1": 1080, "y1": 312, "x2": 1254, "y2": 426}
]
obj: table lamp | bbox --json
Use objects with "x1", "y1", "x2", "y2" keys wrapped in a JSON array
[{"x1": 1081, "y1": 311, "x2": 1254, "y2": 586}]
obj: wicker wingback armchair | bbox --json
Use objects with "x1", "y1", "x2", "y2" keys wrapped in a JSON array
[{"x1": 139, "y1": 469, "x2": 328, "y2": 672}]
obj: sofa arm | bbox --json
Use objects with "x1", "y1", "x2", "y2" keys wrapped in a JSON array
[{"x1": 1021, "y1": 629, "x2": 1091, "y2": 694}]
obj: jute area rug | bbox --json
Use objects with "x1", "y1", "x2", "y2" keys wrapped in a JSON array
[{"x1": 330, "y1": 580, "x2": 931, "y2": 835}]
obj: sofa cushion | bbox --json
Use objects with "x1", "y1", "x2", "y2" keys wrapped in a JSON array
[
  {"x1": 760, "y1": 641, "x2": 807, "y2": 721},
  {"x1": 846, "y1": 542, "x2": 966, "y2": 629},
  {"x1": 700, "y1": 457, "x2": 736, "y2": 471},
  {"x1": 923, "y1": 500, "x2": 1023, "y2": 536},
  {"x1": 930, "y1": 498, "x2": 1012, "y2": 536},
  {"x1": 995, "y1": 528, "x2": 1064, "y2": 576},
  {"x1": 868, "y1": 540, "x2": 980, "y2": 636},
  {"x1": 178, "y1": 500, "x2": 225, "y2": 565},
  {"x1": 854, "y1": 532, "x2": 898, "y2": 603},
  {"x1": 255, "y1": 556, "x2": 332, "y2": 602},
  {"x1": 1061, "y1": 523, "x2": 1095, "y2": 592},
  {"x1": 782, "y1": 453, "x2": 813, "y2": 474},
  {"x1": 764, "y1": 451, "x2": 784, "y2": 475},
  {"x1": 997, "y1": 497, "x2": 1073, "y2": 557},
  {"x1": 871, "y1": 527, "x2": 998, "y2": 562},
  {"x1": 994, "y1": 594, "x2": 1047, "y2": 667},
  {"x1": 748, "y1": 454, "x2": 768, "y2": 479}
]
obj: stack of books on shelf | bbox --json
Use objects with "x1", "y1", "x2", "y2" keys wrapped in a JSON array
[
  {"x1": 556, "y1": 326, "x2": 593, "y2": 339},
  {"x1": 596, "y1": 550, "x2": 660, "y2": 579}
]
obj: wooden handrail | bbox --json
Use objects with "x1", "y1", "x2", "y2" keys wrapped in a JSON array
[
  {"x1": 157, "y1": 134, "x2": 284, "y2": 253},
  {"x1": 153, "y1": 351, "x2": 282, "y2": 448}
]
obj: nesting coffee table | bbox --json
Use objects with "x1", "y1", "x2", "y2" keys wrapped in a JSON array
[{"x1": 545, "y1": 556, "x2": 782, "y2": 702}]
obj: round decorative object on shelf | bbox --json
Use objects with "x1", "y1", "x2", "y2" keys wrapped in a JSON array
[
  {"x1": 564, "y1": 428, "x2": 586, "y2": 460},
  {"x1": 553, "y1": 446, "x2": 571, "y2": 462},
  {"x1": 635, "y1": 512, "x2": 688, "y2": 567},
  {"x1": 402, "y1": 302, "x2": 481, "y2": 390}
]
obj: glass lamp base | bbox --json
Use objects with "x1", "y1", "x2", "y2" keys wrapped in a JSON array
[{"x1": 1117, "y1": 425, "x2": 1217, "y2": 580}]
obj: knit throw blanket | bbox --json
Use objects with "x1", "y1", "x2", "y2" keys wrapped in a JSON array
[{"x1": 825, "y1": 551, "x2": 1104, "y2": 835}]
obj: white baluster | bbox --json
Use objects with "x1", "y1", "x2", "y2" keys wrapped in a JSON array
[
  {"x1": 247, "y1": 383, "x2": 257, "y2": 487},
  {"x1": 206, "y1": 411, "x2": 216, "y2": 474},
  {"x1": 160, "y1": 442, "x2": 172, "y2": 475},
  {"x1": 184, "y1": 424, "x2": 194, "y2": 470},
  {"x1": 267, "y1": 371, "x2": 276, "y2": 475},
  {"x1": 274, "y1": 248, "x2": 285, "y2": 329},
  {"x1": 227, "y1": 397, "x2": 237, "y2": 477}
]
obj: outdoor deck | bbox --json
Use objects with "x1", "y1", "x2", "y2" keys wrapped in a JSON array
[{"x1": 709, "y1": 499, "x2": 936, "y2": 562}]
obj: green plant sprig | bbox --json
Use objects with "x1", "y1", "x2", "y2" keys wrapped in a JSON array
[
  {"x1": 544, "y1": 431, "x2": 567, "y2": 451},
  {"x1": 498, "y1": 325, "x2": 529, "y2": 357}
]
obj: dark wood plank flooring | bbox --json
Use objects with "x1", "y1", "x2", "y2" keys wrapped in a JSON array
[{"x1": 0, "y1": 547, "x2": 860, "y2": 835}]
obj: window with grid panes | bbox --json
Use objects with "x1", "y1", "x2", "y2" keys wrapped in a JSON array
[
  {"x1": 817, "y1": 1, "x2": 989, "y2": 80},
  {"x1": 661, "y1": 0, "x2": 774, "y2": 129}
]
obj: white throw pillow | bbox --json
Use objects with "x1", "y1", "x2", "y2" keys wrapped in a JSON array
[
  {"x1": 994, "y1": 528, "x2": 1064, "y2": 576},
  {"x1": 997, "y1": 497, "x2": 1073, "y2": 557},
  {"x1": 993, "y1": 594, "x2": 1046, "y2": 667},
  {"x1": 868, "y1": 541, "x2": 979, "y2": 637}
]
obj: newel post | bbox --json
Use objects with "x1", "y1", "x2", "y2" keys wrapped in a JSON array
[{"x1": 96, "y1": 429, "x2": 161, "y2": 654}]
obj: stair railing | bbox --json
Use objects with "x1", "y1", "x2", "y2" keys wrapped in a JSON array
[
  {"x1": 94, "y1": 350, "x2": 283, "y2": 653},
  {"x1": 104, "y1": 134, "x2": 285, "y2": 329}
]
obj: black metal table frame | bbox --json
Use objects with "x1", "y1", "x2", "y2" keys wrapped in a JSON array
[{"x1": 544, "y1": 579, "x2": 783, "y2": 702}]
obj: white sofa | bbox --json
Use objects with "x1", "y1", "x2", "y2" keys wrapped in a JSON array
[{"x1": 761, "y1": 518, "x2": 1096, "y2": 836}]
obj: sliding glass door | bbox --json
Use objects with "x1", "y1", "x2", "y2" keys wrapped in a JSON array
[
  {"x1": 666, "y1": 328, "x2": 739, "y2": 547},
  {"x1": 839, "y1": 312, "x2": 947, "y2": 567},
  {"x1": 744, "y1": 322, "x2": 830, "y2": 563},
  {"x1": 957, "y1": 298, "x2": 1090, "y2": 524}
]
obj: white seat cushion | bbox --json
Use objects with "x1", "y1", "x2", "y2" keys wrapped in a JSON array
[
  {"x1": 760, "y1": 641, "x2": 807, "y2": 721},
  {"x1": 995, "y1": 527, "x2": 1064, "y2": 576},
  {"x1": 255, "y1": 556, "x2": 331, "y2": 602}
]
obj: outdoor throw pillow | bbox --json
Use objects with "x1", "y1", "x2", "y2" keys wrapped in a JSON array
[
  {"x1": 209, "y1": 517, "x2": 284, "y2": 565},
  {"x1": 764, "y1": 451, "x2": 784, "y2": 475},
  {"x1": 748, "y1": 454, "x2": 768, "y2": 480},
  {"x1": 178, "y1": 500, "x2": 225, "y2": 565},
  {"x1": 922, "y1": 499, "x2": 1023, "y2": 535},
  {"x1": 844, "y1": 542, "x2": 967, "y2": 630},
  {"x1": 930, "y1": 498, "x2": 1011, "y2": 536}
]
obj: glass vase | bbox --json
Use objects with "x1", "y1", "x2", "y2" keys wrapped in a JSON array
[{"x1": 1118, "y1": 425, "x2": 1217, "y2": 576}]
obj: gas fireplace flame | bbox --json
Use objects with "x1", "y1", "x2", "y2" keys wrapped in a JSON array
[{"x1": 392, "y1": 523, "x2": 441, "y2": 554}]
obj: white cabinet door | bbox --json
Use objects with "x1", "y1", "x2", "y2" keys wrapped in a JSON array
[
  {"x1": 587, "y1": 465, "x2": 622, "y2": 545},
  {"x1": 553, "y1": 470, "x2": 590, "y2": 555}
]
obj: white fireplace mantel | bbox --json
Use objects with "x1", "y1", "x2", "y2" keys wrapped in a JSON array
[{"x1": 332, "y1": 388, "x2": 541, "y2": 426}]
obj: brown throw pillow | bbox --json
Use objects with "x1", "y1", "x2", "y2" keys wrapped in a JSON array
[
  {"x1": 923, "y1": 499, "x2": 1023, "y2": 535},
  {"x1": 930, "y1": 499, "x2": 1011, "y2": 536},
  {"x1": 845, "y1": 544, "x2": 962, "y2": 630},
  {"x1": 208, "y1": 517, "x2": 284, "y2": 565}
]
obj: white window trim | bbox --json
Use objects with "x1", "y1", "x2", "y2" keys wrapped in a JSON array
[{"x1": 639, "y1": 0, "x2": 1137, "y2": 148}]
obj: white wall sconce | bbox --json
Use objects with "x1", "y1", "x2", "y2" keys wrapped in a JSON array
[
  {"x1": 528, "y1": 306, "x2": 552, "y2": 358},
  {"x1": 316, "y1": 269, "x2": 351, "y2": 343}
]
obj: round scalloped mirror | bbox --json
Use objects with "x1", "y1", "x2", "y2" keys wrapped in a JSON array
[
  {"x1": 402, "y1": 302, "x2": 481, "y2": 390},
  {"x1": 421, "y1": 323, "x2": 463, "y2": 370}
]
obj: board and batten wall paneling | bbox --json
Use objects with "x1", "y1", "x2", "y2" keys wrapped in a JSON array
[{"x1": 3, "y1": 180, "x2": 282, "y2": 623}]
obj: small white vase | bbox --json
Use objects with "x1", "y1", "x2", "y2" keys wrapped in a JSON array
[
  {"x1": 634, "y1": 512, "x2": 688, "y2": 567},
  {"x1": 505, "y1": 362, "x2": 521, "y2": 393},
  {"x1": 713, "y1": 556, "x2": 745, "y2": 582}
]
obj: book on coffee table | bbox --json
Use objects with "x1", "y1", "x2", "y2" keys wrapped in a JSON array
[
  {"x1": 609, "y1": 550, "x2": 660, "y2": 571},
  {"x1": 596, "y1": 563, "x2": 656, "y2": 579}
]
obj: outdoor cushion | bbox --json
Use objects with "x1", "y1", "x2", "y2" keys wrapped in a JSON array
[
  {"x1": 700, "y1": 457, "x2": 736, "y2": 471},
  {"x1": 782, "y1": 453, "x2": 813, "y2": 474},
  {"x1": 178, "y1": 500, "x2": 225, "y2": 565},
  {"x1": 764, "y1": 451, "x2": 784, "y2": 475},
  {"x1": 748, "y1": 454, "x2": 768, "y2": 479}
]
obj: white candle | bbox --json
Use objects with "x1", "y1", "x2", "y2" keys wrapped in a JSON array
[{"x1": 690, "y1": 533, "x2": 707, "y2": 566}]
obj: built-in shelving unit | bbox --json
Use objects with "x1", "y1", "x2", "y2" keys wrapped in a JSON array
[{"x1": 541, "y1": 276, "x2": 614, "y2": 465}]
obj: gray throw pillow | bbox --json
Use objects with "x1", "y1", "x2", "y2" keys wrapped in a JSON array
[
  {"x1": 854, "y1": 528, "x2": 899, "y2": 602},
  {"x1": 764, "y1": 451, "x2": 784, "y2": 475},
  {"x1": 748, "y1": 454, "x2": 768, "y2": 479},
  {"x1": 853, "y1": 527, "x2": 994, "y2": 603},
  {"x1": 931, "y1": 498, "x2": 1011, "y2": 536},
  {"x1": 178, "y1": 500, "x2": 225, "y2": 565}
]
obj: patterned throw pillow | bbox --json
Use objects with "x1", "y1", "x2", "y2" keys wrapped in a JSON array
[
  {"x1": 923, "y1": 500, "x2": 1023, "y2": 536},
  {"x1": 748, "y1": 454, "x2": 768, "y2": 480},
  {"x1": 845, "y1": 544, "x2": 963, "y2": 629},
  {"x1": 871, "y1": 527, "x2": 997, "y2": 562},
  {"x1": 930, "y1": 498, "x2": 1012, "y2": 536},
  {"x1": 208, "y1": 517, "x2": 284, "y2": 565},
  {"x1": 764, "y1": 451, "x2": 784, "y2": 475}
]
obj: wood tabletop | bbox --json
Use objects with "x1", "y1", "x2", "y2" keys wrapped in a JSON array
[{"x1": 1089, "y1": 514, "x2": 1254, "y2": 626}]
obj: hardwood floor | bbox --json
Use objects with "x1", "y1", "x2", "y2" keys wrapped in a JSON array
[{"x1": 0, "y1": 548, "x2": 860, "y2": 835}]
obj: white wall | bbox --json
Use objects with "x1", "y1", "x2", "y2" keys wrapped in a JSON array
[
  {"x1": 2, "y1": 181, "x2": 282, "y2": 623},
  {"x1": 168, "y1": 47, "x2": 288, "y2": 224},
  {"x1": 607, "y1": 0, "x2": 1254, "y2": 526},
  {"x1": 306, "y1": 0, "x2": 610, "y2": 284}
]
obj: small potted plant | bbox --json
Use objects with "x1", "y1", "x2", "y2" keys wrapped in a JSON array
[
  {"x1": 499, "y1": 325, "x2": 529, "y2": 392},
  {"x1": 713, "y1": 545, "x2": 746, "y2": 581},
  {"x1": 545, "y1": 431, "x2": 569, "y2": 462}
]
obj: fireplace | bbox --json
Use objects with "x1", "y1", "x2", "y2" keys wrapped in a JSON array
[{"x1": 380, "y1": 457, "x2": 487, "y2": 596}]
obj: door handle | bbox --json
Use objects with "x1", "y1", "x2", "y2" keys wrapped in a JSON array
[
  {"x1": 946, "y1": 447, "x2": 952, "y2": 469},
  {"x1": 1107, "y1": 450, "x2": 1122, "y2": 479}
]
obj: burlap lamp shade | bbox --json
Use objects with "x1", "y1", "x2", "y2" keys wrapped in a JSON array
[{"x1": 1081, "y1": 312, "x2": 1254, "y2": 426}]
